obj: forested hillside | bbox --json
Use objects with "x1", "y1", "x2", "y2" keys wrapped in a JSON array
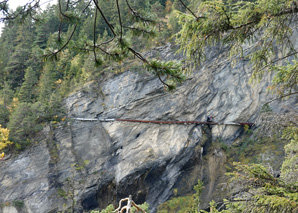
[
  {"x1": 0, "y1": 0, "x2": 297, "y2": 212},
  {"x1": 0, "y1": 0, "x2": 186, "y2": 150}
]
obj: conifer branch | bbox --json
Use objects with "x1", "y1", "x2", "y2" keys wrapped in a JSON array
[
  {"x1": 58, "y1": 0, "x2": 71, "y2": 19},
  {"x1": 125, "y1": 0, "x2": 155, "y2": 23},
  {"x1": 93, "y1": 2, "x2": 99, "y2": 64},
  {"x1": 177, "y1": 0, "x2": 198, "y2": 19},
  {"x1": 0, "y1": 0, "x2": 40, "y2": 22},
  {"x1": 93, "y1": 0, "x2": 116, "y2": 36},
  {"x1": 127, "y1": 47, "x2": 148, "y2": 63},
  {"x1": 123, "y1": 26, "x2": 155, "y2": 35},
  {"x1": 265, "y1": 91, "x2": 298, "y2": 104},
  {"x1": 96, "y1": 37, "x2": 115, "y2": 46},
  {"x1": 157, "y1": 73, "x2": 171, "y2": 88},
  {"x1": 116, "y1": 0, "x2": 123, "y2": 40},
  {"x1": 45, "y1": 24, "x2": 78, "y2": 58}
]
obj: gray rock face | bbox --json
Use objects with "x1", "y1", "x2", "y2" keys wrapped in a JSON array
[{"x1": 0, "y1": 43, "x2": 297, "y2": 213}]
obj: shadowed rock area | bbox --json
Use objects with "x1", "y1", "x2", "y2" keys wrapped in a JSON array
[{"x1": 0, "y1": 43, "x2": 297, "y2": 213}]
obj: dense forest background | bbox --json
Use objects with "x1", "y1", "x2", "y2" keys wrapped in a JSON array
[{"x1": 0, "y1": 0, "x2": 191, "y2": 150}]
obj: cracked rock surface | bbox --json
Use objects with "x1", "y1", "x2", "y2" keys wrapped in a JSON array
[{"x1": 0, "y1": 43, "x2": 297, "y2": 213}]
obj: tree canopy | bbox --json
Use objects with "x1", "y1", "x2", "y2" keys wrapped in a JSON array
[
  {"x1": 175, "y1": 0, "x2": 298, "y2": 98},
  {"x1": 1, "y1": 0, "x2": 186, "y2": 90}
]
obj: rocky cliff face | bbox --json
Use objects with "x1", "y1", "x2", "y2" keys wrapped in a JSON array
[{"x1": 0, "y1": 43, "x2": 297, "y2": 213}]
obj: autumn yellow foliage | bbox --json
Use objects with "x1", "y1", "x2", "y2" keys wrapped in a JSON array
[{"x1": 0, "y1": 125, "x2": 13, "y2": 151}]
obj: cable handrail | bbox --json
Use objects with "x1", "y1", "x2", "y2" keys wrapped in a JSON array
[{"x1": 73, "y1": 118, "x2": 254, "y2": 126}]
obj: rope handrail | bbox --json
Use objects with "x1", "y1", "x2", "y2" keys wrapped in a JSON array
[{"x1": 73, "y1": 118, "x2": 254, "y2": 126}]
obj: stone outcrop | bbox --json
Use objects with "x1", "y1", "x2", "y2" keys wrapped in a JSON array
[{"x1": 0, "y1": 43, "x2": 297, "y2": 213}]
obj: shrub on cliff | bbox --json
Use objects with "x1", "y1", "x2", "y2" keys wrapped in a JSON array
[
  {"x1": 0, "y1": 124, "x2": 13, "y2": 151},
  {"x1": 200, "y1": 126, "x2": 298, "y2": 212},
  {"x1": 7, "y1": 102, "x2": 44, "y2": 149}
]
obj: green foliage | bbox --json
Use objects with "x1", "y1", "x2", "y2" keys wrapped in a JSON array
[
  {"x1": 0, "y1": 104, "x2": 10, "y2": 127},
  {"x1": 281, "y1": 126, "x2": 298, "y2": 184},
  {"x1": 12, "y1": 200, "x2": 24, "y2": 208},
  {"x1": 4, "y1": 19, "x2": 34, "y2": 89},
  {"x1": 145, "y1": 59, "x2": 186, "y2": 90},
  {"x1": 175, "y1": 0, "x2": 298, "y2": 96},
  {"x1": 270, "y1": 59, "x2": 298, "y2": 96},
  {"x1": 192, "y1": 179, "x2": 204, "y2": 212},
  {"x1": 57, "y1": 188, "x2": 68, "y2": 199},
  {"x1": 223, "y1": 162, "x2": 298, "y2": 213},
  {"x1": 0, "y1": 82, "x2": 14, "y2": 106},
  {"x1": 158, "y1": 180, "x2": 204, "y2": 212},
  {"x1": 226, "y1": 128, "x2": 285, "y2": 166},
  {"x1": 18, "y1": 67, "x2": 38, "y2": 102},
  {"x1": 260, "y1": 103, "x2": 272, "y2": 113},
  {"x1": 7, "y1": 102, "x2": 45, "y2": 149},
  {"x1": 158, "y1": 195, "x2": 196, "y2": 212},
  {"x1": 199, "y1": 127, "x2": 298, "y2": 213},
  {"x1": 132, "y1": 202, "x2": 149, "y2": 212},
  {"x1": 0, "y1": 0, "x2": 187, "y2": 154},
  {"x1": 91, "y1": 202, "x2": 148, "y2": 213},
  {"x1": 90, "y1": 204, "x2": 115, "y2": 213}
]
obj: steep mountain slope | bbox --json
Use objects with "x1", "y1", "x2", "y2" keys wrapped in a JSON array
[{"x1": 0, "y1": 43, "x2": 297, "y2": 213}]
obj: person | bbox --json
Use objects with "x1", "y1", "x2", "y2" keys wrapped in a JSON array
[
  {"x1": 206, "y1": 116, "x2": 213, "y2": 129},
  {"x1": 206, "y1": 116, "x2": 213, "y2": 123}
]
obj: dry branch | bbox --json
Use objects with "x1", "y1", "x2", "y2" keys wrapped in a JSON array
[{"x1": 114, "y1": 195, "x2": 146, "y2": 213}]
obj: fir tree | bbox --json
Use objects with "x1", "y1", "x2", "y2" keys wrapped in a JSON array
[
  {"x1": 18, "y1": 67, "x2": 38, "y2": 102},
  {"x1": 38, "y1": 63, "x2": 57, "y2": 102},
  {"x1": 4, "y1": 17, "x2": 34, "y2": 89}
]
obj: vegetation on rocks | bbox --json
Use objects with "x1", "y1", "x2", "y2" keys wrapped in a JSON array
[
  {"x1": 0, "y1": 0, "x2": 297, "y2": 212},
  {"x1": 0, "y1": 0, "x2": 190, "y2": 151},
  {"x1": 0, "y1": 124, "x2": 12, "y2": 151}
]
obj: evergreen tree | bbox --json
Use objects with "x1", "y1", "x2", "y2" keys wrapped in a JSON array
[
  {"x1": 8, "y1": 102, "x2": 44, "y2": 148},
  {"x1": 281, "y1": 127, "x2": 298, "y2": 184},
  {"x1": 18, "y1": 67, "x2": 38, "y2": 102},
  {"x1": 0, "y1": 104, "x2": 9, "y2": 127},
  {"x1": 0, "y1": 23, "x2": 18, "y2": 87},
  {"x1": 0, "y1": 82, "x2": 14, "y2": 107},
  {"x1": 4, "y1": 16, "x2": 34, "y2": 89},
  {"x1": 38, "y1": 63, "x2": 57, "y2": 102},
  {"x1": 34, "y1": 5, "x2": 61, "y2": 49}
]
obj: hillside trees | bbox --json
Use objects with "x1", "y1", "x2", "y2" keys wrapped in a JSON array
[
  {"x1": 0, "y1": 0, "x2": 190, "y2": 149},
  {"x1": 171, "y1": 1, "x2": 298, "y2": 211},
  {"x1": 200, "y1": 127, "x2": 298, "y2": 213},
  {"x1": 4, "y1": 18, "x2": 34, "y2": 89},
  {"x1": 0, "y1": 0, "x2": 296, "y2": 210},
  {"x1": 14, "y1": 0, "x2": 186, "y2": 89},
  {"x1": 175, "y1": 0, "x2": 298, "y2": 97}
]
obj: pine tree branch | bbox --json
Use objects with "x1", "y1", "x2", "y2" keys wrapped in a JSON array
[
  {"x1": 116, "y1": 0, "x2": 123, "y2": 40},
  {"x1": 96, "y1": 37, "x2": 115, "y2": 46},
  {"x1": 93, "y1": 0, "x2": 116, "y2": 36},
  {"x1": 1, "y1": 0, "x2": 40, "y2": 21},
  {"x1": 127, "y1": 47, "x2": 148, "y2": 63},
  {"x1": 123, "y1": 26, "x2": 154, "y2": 34},
  {"x1": 157, "y1": 73, "x2": 171, "y2": 88},
  {"x1": 58, "y1": 0, "x2": 71, "y2": 20},
  {"x1": 264, "y1": 91, "x2": 298, "y2": 104},
  {"x1": 93, "y1": 1, "x2": 98, "y2": 64},
  {"x1": 125, "y1": 0, "x2": 155, "y2": 23},
  {"x1": 45, "y1": 24, "x2": 78, "y2": 58},
  {"x1": 177, "y1": 0, "x2": 198, "y2": 19}
]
